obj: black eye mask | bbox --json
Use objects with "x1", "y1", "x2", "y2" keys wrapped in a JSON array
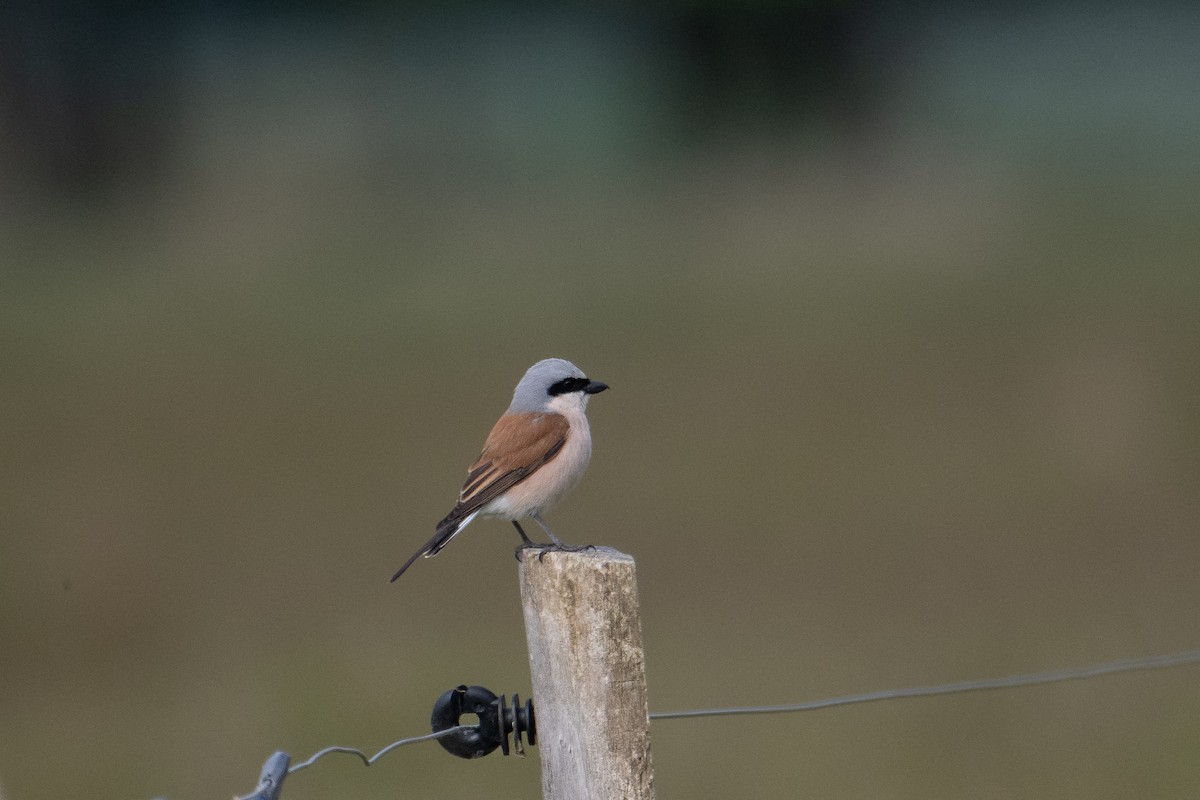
[{"x1": 547, "y1": 376, "x2": 591, "y2": 396}]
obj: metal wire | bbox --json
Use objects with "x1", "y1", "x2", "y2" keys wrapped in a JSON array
[
  {"x1": 228, "y1": 647, "x2": 1200, "y2": 798},
  {"x1": 287, "y1": 725, "x2": 472, "y2": 772},
  {"x1": 649, "y1": 648, "x2": 1200, "y2": 720}
]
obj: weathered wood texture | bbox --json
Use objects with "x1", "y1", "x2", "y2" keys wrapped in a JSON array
[{"x1": 519, "y1": 547, "x2": 655, "y2": 800}]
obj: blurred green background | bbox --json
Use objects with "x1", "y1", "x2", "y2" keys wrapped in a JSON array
[{"x1": 3, "y1": 2, "x2": 1200, "y2": 798}]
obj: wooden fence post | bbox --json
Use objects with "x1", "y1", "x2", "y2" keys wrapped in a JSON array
[{"x1": 519, "y1": 546, "x2": 655, "y2": 800}]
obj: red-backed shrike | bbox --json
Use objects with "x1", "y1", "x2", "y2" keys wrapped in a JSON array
[{"x1": 391, "y1": 358, "x2": 608, "y2": 581}]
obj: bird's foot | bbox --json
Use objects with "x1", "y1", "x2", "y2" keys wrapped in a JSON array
[{"x1": 514, "y1": 542, "x2": 596, "y2": 563}]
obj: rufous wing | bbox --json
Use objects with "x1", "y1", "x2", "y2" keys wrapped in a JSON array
[{"x1": 437, "y1": 411, "x2": 570, "y2": 531}]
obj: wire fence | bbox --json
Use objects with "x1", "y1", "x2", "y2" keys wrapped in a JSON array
[
  {"x1": 649, "y1": 647, "x2": 1200, "y2": 720},
  {"x1": 233, "y1": 646, "x2": 1200, "y2": 799}
]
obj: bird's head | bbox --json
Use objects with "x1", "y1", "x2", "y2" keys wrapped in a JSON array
[{"x1": 509, "y1": 358, "x2": 608, "y2": 414}]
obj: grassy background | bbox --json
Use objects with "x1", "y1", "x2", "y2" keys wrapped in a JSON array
[{"x1": 2, "y1": 5, "x2": 1200, "y2": 799}]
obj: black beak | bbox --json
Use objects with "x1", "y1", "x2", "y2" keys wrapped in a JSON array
[{"x1": 584, "y1": 380, "x2": 609, "y2": 394}]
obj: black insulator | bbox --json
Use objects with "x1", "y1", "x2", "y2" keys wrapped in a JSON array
[{"x1": 431, "y1": 685, "x2": 537, "y2": 759}]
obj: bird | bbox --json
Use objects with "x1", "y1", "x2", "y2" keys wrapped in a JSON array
[{"x1": 390, "y1": 358, "x2": 608, "y2": 581}]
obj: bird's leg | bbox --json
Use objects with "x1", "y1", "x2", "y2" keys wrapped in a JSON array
[
  {"x1": 531, "y1": 514, "x2": 566, "y2": 546},
  {"x1": 512, "y1": 520, "x2": 535, "y2": 545},
  {"x1": 528, "y1": 513, "x2": 594, "y2": 560},
  {"x1": 513, "y1": 520, "x2": 536, "y2": 562}
]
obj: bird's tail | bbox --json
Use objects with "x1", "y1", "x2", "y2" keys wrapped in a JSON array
[{"x1": 389, "y1": 510, "x2": 479, "y2": 582}]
